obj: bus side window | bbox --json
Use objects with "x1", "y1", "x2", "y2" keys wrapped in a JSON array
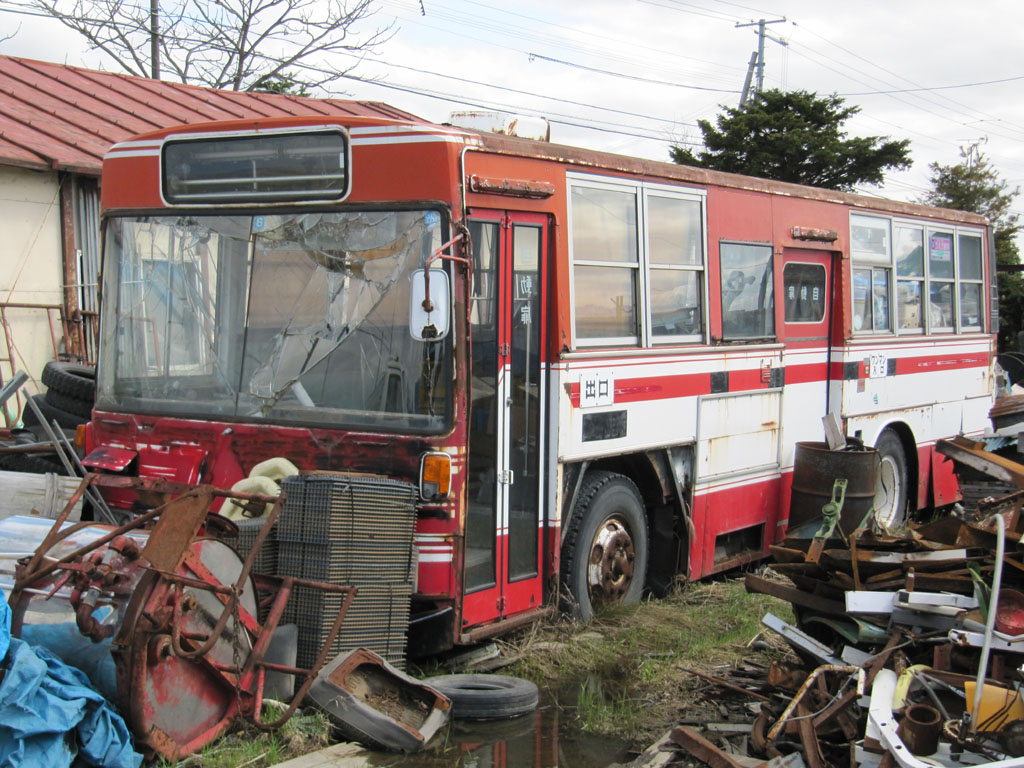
[{"x1": 720, "y1": 243, "x2": 775, "y2": 340}]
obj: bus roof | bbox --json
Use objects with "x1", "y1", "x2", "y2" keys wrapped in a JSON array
[{"x1": 467, "y1": 130, "x2": 988, "y2": 227}]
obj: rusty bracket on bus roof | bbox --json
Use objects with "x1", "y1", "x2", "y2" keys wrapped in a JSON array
[
  {"x1": 790, "y1": 226, "x2": 839, "y2": 242},
  {"x1": 468, "y1": 174, "x2": 555, "y2": 199}
]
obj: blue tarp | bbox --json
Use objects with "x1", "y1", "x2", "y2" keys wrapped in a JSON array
[{"x1": 0, "y1": 588, "x2": 142, "y2": 768}]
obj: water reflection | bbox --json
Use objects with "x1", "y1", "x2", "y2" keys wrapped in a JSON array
[{"x1": 366, "y1": 705, "x2": 631, "y2": 768}]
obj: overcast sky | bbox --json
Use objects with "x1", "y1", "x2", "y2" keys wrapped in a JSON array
[{"x1": 2, "y1": 0, "x2": 1022, "y2": 220}]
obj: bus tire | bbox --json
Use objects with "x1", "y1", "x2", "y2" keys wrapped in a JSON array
[
  {"x1": 427, "y1": 674, "x2": 538, "y2": 719},
  {"x1": 561, "y1": 471, "x2": 648, "y2": 623},
  {"x1": 874, "y1": 429, "x2": 908, "y2": 531}
]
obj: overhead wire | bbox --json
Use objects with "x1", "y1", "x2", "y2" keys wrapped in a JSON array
[
  {"x1": 788, "y1": 18, "x2": 1024, "y2": 140},
  {"x1": 327, "y1": 68, "x2": 699, "y2": 146},
  {"x1": 525, "y1": 52, "x2": 740, "y2": 94},
  {"x1": 378, "y1": 0, "x2": 746, "y2": 87},
  {"x1": 349, "y1": 51, "x2": 700, "y2": 126},
  {"x1": 6, "y1": 0, "x2": 1024, "y2": 194}
]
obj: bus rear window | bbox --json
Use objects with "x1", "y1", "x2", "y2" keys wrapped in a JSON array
[{"x1": 162, "y1": 129, "x2": 350, "y2": 204}]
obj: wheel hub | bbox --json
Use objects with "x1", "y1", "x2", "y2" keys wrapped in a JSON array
[
  {"x1": 874, "y1": 455, "x2": 903, "y2": 530},
  {"x1": 587, "y1": 517, "x2": 635, "y2": 604}
]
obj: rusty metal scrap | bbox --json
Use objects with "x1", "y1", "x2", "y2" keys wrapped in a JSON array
[
  {"x1": 653, "y1": 438, "x2": 1024, "y2": 768},
  {"x1": 8, "y1": 475, "x2": 358, "y2": 762},
  {"x1": 670, "y1": 726, "x2": 750, "y2": 768}
]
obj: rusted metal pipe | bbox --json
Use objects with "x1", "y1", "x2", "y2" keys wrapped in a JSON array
[
  {"x1": 766, "y1": 665, "x2": 864, "y2": 743},
  {"x1": 898, "y1": 703, "x2": 941, "y2": 756}
]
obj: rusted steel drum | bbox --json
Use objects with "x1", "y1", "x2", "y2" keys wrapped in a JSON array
[{"x1": 789, "y1": 441, "x2": 878, "y2": 535}]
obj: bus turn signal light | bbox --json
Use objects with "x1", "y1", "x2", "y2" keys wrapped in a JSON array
[{"x1": 420, "y1": 452, "x2": 451, "y2": 501}]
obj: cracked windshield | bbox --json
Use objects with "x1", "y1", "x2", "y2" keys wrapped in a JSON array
[{"x1": 97, "y1": 210, "x2": 450, "y2": 431}]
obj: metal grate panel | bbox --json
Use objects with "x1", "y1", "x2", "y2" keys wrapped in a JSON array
[{"x1": 277, "y1": 473, "x2": 417, "y2": 668}]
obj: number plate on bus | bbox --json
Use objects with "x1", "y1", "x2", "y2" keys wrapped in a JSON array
[{"x1": 868, "y1": 354, "x2": 888, "y2": 378}]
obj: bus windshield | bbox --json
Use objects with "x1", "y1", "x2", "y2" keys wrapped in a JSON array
[{"x1": 96, "y1": 209, "x2": 451, "y2": 432}]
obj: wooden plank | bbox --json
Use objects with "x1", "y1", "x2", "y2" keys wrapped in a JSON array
[
  {"x1": 744, "y1": 574, "x2": 846, "y2": 616},
  {"x1": 0, "y1": 469, "x2": 82, "y2": 522},
  {"x1": 670, "y1": 726, "x2": 748, "y2": 768},
  {"x1": 823, "y1": 413, "x2": 846, "y2": 451}
]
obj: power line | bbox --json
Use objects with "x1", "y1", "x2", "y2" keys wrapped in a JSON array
[
  {"x1": 841, "y1": 74, "x2": 1024, "y2": 97},
  {"x1": 786, "y1": 18, "x2": 1024, "y2": 141},
  {"x1": 330, "y1": 70, "x2": 699, "y2": 146},
  {"x1": 381, "y1": 0, "x2": 747, "y2": 86},
  {"x1": 352, "y1": 53, "x2": 698, "y2": 127},
  {"x1": 527, "y1": 52, "x2": 740, "y2": 94},
  {"x1": 636, "y1": 0, "x2": 741, "y2": 24}
]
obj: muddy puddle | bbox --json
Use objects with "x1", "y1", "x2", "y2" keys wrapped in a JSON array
[{"x1": 364, "y1": 702, "x2": 632, "y2": 767}]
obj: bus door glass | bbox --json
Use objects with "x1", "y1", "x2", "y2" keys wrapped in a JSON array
[
  {"x1": 463, "y1": 211, "x2": 546, "y2": 628},
  {"x1": 780, "y1": 248, "x2": 834, "y2": 430}
]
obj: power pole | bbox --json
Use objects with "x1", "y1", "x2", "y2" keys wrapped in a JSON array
[
  {"x1": 150, "y1": 0, "x2": 160, "y2": 79},
  {"x1": 735, "y1": 17, "x2": 786, "y2": 102},
  {"x1": 739, "y1": 52, "x2": 757, "y2": 107}
]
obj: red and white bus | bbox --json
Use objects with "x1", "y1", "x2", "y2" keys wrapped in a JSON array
[{"x1": 87, "y1": 114, "x2": 995, "y2": 653}]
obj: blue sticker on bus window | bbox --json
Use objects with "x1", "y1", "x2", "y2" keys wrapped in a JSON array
[
  {"x1": 254, "y1": 216, "x2": 265, "y2": 231},
  {"x1": 425, "y1": 212, "x2": 440, "y2": 227}
]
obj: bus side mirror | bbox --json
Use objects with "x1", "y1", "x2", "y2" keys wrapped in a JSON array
[{"x1": 410, "y1": 268, "x2": 450, "y2": 341}]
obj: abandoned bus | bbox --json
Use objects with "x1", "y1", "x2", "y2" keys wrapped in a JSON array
[{"x1": 87, "y1": 115, "x2": 996, "y2": 655}]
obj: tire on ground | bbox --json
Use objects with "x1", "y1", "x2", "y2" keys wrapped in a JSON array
[
  {"x1": 561, "y1": 470, "x2": 648, "y2": 623},
  {"x1": 21, "y1": 393, "x2": 89, "y2": 429},
  {"x1": 873, "y1": 429, "x2": 908, "y2": 531},
  {"x1": 427, "y1": 674, "x2": 539, "y2": 719},
  {"x1": 41, "y1": 361, "x2": 96, "y2": 401},
  {"x1": 0, "y1": 453, "x2": 66, "y2": 475},
  {"x1": 44, "y1": 388, "x2": 93, "y2": 419}
]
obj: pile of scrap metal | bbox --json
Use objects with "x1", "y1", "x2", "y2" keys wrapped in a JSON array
[
  {"x1": 654, "y1": 436, "x2": 1024, "y2": 768},
  {"x1": 2, "y1": 473, "x2": 358, "y2": 763}
]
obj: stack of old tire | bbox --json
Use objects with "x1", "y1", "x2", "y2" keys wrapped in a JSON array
[
  {"x1": 0, "y1": 362, "x2": 95, "y2": 475},
  {"x1": 28, "y1": 361, "x2": 96, "y2": 429}
]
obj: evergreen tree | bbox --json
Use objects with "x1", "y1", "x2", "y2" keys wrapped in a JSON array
[
  {"x1": 671, "y1": 89, "x2": 911, "y2": 192},
  {"x1": 921, "y1": 144, "x2": 1022, "y2": 351}
]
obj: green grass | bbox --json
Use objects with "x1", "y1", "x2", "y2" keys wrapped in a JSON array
[
  {"x1": 503, "y1": 573, "x2": 794, "y2": 745},
  {"x1": 159, "y1": 707, "x2": 330, "y2": 768}
]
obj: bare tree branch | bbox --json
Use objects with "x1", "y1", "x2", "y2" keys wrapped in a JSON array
[{"x1": 28, "y1": 0, "x2": 393, "y2": 92}]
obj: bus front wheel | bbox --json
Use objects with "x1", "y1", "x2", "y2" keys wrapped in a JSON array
[
  {"x1": 874, "y1": 430, "x2": 909, "y2": 531},
  {"x1": 561, "y1": 471, "x2": 648, "y2": 622}
]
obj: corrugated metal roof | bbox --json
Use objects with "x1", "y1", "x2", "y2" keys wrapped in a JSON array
[{"x1": 0, "y1": 54, "x2": 420, "y2": 175}]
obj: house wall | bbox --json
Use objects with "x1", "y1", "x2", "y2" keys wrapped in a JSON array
[{"x1": 0, "y1": 165, "x2": 65, "y2": 423}]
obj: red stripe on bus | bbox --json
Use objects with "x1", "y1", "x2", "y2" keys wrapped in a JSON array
[
  {"x1": 569, "y1": 352, "x2": 988, "y2": 407},
  {"x1": 827, "y1": 351, "x2": 988, "y2": 380}
]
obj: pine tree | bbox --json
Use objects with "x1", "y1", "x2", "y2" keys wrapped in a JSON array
[{"x1": 670, "y1": 89, "x2": 911, "y2": 192}]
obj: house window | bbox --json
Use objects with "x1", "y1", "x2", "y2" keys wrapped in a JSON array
[{"x1": 569, "y1": 174, "x2": 706, "y2": 347}]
